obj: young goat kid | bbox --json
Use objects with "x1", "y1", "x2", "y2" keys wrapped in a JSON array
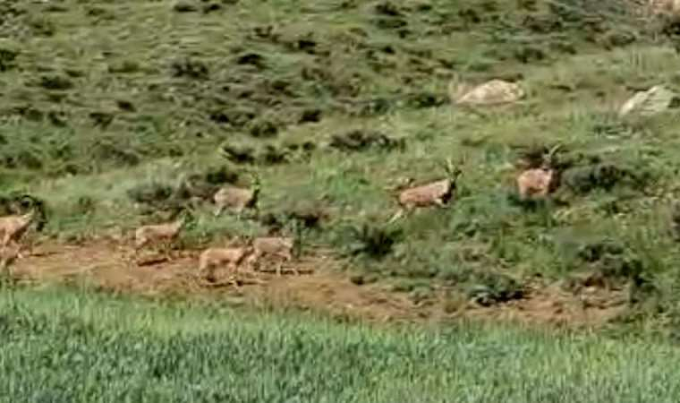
[
  {"x1": 388, "y1": 159, "x2": 462, "y2": 223},
  {"x1": 198, "y1": 244, "x2": 254, "y2": 287},
  {"x1": 213, "y1": 173, "x2": 261, "y2": 217},
  {"x1": 133, "y1": 214, "x2": 188, "y2": 261},
  {"x1": 247, "y1": 236, "x2": 296, "y2": 277}
]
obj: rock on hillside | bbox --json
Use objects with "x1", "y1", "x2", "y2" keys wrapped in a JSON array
[
  {"x1": 618, "y1": 85, "x2": 679, "y2": 117},
  {"x1": 452, "y1": 79, "x2": 525, "y2": 106}
]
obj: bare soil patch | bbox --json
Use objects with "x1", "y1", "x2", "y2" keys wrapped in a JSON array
[{"x1": 7, "y1": 240, "x2": 627, "y2": 328}]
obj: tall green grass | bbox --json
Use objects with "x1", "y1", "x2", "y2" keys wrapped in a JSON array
[{"x1": 0, "y1": 286, "x2": 679, "y2": 403}]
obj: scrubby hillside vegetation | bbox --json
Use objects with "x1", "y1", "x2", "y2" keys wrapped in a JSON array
[{"x1": 2, "y1": 0, "x2": 680, "y2": 330}]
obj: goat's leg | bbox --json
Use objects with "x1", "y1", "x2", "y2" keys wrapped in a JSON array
[
  {"x1": 0, "y1": 235, "x2": 10, "y2": 256},
  {"x1": 0, "y1": 249, "x2": 9, "y2": 277},
  {"x1": 23, "y1": 238, "x2": 34, "y2": 258},
  {"x1": 244, "y1": 255, "x2": 255, "y2": 273},
  {"x1": 162, "y1": 241, "x2": 174, "y2": 261},
  {"x1": 131, "y1": 245, "x2": 142, "y2": 265},
  {"x1": 0, "y1": 256, "x2": 10, "y2": 278},
  {"x1": 246, "y1": 253, "x2": 259, "y2": 273},
  {"x1": 159, "y1": 243, "x2": 167, "y2": 260},
  {"x1": 387, "y1": 208, "x2": 406, "y2": 224},
  {"x1": 286, "y1": 257, "x2": 299, "y2": 276},
  {"x1": 0, "y1": 260, "x2": 7, "y2": 277},
  {"x1": 0, "y1": 240, "x2": 10, "y2": 259},
  {"x1": 435, "y1": 198, "x2": 448, "y2": 208},
  {"x1": 167, "y1": 242, "x2": 175, "y2": 260},
  {"x1": 241, "y1": 263, "x2": 264, "y2": 284},
  {"x1": 17, "y1": 234, "x2": 34, "y2": 259},
  {"x1": 14, "y1": 241, "x2": 26, "y2": 260},
  {"x1": 235, "y1": 210, "x2": 244, "y2": 222},
  {"x1": 132, "y1": 237, "x2": 146, "y2": 264},
  {"x1": 228, "y1": 266, "x2": 240, "y2": 289},
  {"x1": 11, "y1": 236, "x2": 26, "y2": 259}
]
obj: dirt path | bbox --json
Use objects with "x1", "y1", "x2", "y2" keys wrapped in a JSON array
[
  {"x1": 7, "y1": 240, "x2": 627, "y2": 327},
  {"x1": 9, "y1": 240, "x2": 419, "y2": 323}
]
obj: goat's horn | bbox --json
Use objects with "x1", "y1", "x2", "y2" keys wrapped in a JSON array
[
  {"x1": 547, "y1": 144, "x2": 562, "y2": 157},
  {"x1": 19, "y1": 194, "x2": 35, "y2": 202}
]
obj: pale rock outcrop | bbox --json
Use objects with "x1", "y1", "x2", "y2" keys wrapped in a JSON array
[
  {"x1": 451, "y1": 79, "x2": 525, "y2": 106},
  {"x1": 618, "y1": 85, "x2": 678, "y2": 117}
]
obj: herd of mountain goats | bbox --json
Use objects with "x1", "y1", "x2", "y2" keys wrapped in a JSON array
[
  {"x1": 0, "y1": 79, "x2": 563, "y2": 287},
  {"x1": 0, "y1": 0, "x2": 676, "y2": 287}
]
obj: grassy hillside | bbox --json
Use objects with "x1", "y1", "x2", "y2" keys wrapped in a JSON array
[
  {"x1": 0, "y1": 286, "x2": 679, "y2": 403},
  {"x1": 2, "y1": 0, "x2": 680, "y2": 325}
]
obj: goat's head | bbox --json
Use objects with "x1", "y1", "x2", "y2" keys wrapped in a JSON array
[
  {"x1": 540, "y1": 144, "x2": 562, "y2": 170},
  {"x1": 17, "y1": 194, "x2": 47, "y2": 231}
]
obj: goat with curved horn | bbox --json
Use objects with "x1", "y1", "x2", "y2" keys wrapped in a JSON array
[
  {"x1": 387, "y1": 158, "x2": 464, "y2": 224},
  {"x1": 517, "y1": 144, "x2": 562, "y2": 199}
]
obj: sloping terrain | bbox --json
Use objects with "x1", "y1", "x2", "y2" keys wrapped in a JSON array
[
  {"x1": 8, "y1": 239, "x2": 625, "y2": 327},
  {"x1": 1, "y1": 0, "x2": 680, "y2": 328}
]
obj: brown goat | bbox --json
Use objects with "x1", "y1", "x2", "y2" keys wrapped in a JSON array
[
  {"x1": 247, "y1": 236, "x2": 296, "y2": 276},
  {"x1": 133, "y1": 215, "x2": 187, "y2": 260},
  {"x1": 198, "y1": 245, "x2": 254, "y2": 287},
  {"x1": 388, "y1": 159, "x2": 462, "y2": 223},
  {"x1": 0, "y1": 209, "x2": 37, "y2": 258},
  {"x1": 517, "y1": 169, "x2": 554, "y2": 199},
  {"x1": 213, "y1": 174, "x2": 260, "y2": 217},
  {"x1": 516, "y1": 145, "x2": 561, "y2": 199}
]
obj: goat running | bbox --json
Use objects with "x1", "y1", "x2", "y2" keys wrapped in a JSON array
[
  {"x1": 133, "y1": 213, "x2": 188, "y2": 261},
  {"x1": 198, "y1": 244, "x2": 254, "y2": 287},
  {"x1": 213, "y1": 173, "x2": 261, "y2": 217},
  {"x1": 387, "y1": 159, "x2": 462, "y2": 223},
  {"x1": 247, "y1": 236, "x2": 296, "y2": 276},
  {"x1": 0, "y1": 195, "x2": 43, "y2": 259}
]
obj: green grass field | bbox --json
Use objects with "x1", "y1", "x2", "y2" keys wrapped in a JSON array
[{"x1": 0, "y1": 285, "x2": 679, "y2": 403}]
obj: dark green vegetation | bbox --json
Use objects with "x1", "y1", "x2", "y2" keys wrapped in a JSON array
[
  {"x1": 2, "y1": 286, "x2": 680, "y2": 403},
  {"x1": 2, "y1": 0, "x2": 680, "y2": 324}
]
